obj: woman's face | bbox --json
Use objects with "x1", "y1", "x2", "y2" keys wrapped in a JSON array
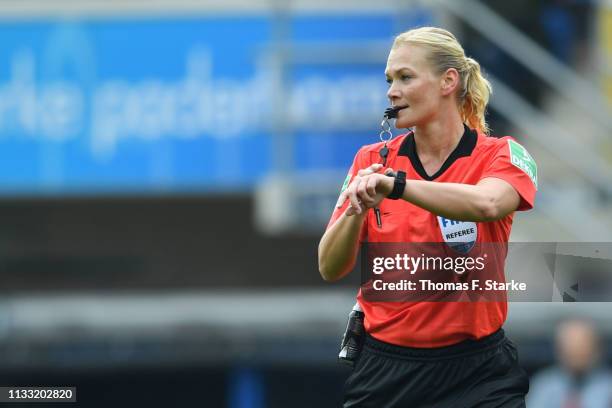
[{"x1": 385, "y1": 44, "x2": 444, "y2": 128}]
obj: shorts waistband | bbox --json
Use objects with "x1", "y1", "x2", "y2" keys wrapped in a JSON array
[{"x1": 364, "y1": 329, "x2": 506, "y2": 361}]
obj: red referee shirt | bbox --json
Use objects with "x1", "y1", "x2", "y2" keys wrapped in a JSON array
[{"x1": 327, "y1": 125, "x2": 537, "y2": 347}]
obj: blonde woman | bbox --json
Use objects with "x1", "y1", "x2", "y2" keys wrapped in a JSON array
[{"x1": 319, "y1": 27, "x2": 537, "y2": 407}]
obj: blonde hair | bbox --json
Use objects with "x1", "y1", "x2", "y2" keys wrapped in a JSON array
[{"x1": 392, "y1": 27, "x2": 492, "y2": 134}]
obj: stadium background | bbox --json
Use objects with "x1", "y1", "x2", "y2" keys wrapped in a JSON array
[{"x1": 0, "y1": 0, "x2": 609, "y2": 406}]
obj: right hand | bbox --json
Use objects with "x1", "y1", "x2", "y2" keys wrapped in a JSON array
[{"x1": 336, "y1": 163, "x2": 384, "y2": 216}]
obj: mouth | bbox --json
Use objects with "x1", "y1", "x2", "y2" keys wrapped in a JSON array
[{"x1": 384, "y1": 105, "x2": 408, "y2": 119}]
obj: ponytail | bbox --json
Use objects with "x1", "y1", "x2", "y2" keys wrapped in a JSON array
[{"x1": 462, "y1": 57, "x2": 492, "y2": 134}]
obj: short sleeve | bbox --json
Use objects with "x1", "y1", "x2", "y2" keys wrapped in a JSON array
[
  {"x1": 326, "y1": 147, "x2": 371, "y2": 236},
  {"x1": 480, "y1": 138, "x2": 537, "y2": 211}
]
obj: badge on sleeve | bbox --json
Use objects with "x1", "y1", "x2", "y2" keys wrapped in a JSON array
[
  {"x1": 508, "y1": 140, "x2": 538, "y2": 189},
  {"x1": 437, "y1": 216, "x2": 478, "y2": 255}
]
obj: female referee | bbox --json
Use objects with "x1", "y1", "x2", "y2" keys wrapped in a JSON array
[{"x1": 318, "y1": 27, "x2": 537, "y2": 407}]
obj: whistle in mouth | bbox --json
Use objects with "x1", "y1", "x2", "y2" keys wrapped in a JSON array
[{"x1": 384, "y1": 106, "x2": 402, "y2": 119}]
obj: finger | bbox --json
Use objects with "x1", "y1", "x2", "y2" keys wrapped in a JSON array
[
  {"x1": 357, "y1": 163, "x2": 383, "y2": 177},
  {"x1": 336, "y1": 175, "x2": 360, "y2": 208},
  {"x1": 347, "y1": 186, "x2": 362, "y2": 214},
  {"x1": 356, "y1": 178, "x2": 373, "y2": 203},
  {"x1": 348, "y1": 201, "x2": 367, "y2": 215},
  {"x1": 384, "y1": 168, "x2": 396, "y2": 177},
  {"x1": 335, "y1": 190, "x2": 347, "y2": 208},
  {"x1": 366, "y1": 175, "x2": 378, "y2": 197}
]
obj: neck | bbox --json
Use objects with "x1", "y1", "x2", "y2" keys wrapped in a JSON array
[{"x1": 413, "y1": 112, "x2": 465, "y2": 161}]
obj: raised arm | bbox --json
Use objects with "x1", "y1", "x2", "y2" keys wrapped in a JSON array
[
  {"x1": 396, "y1": 177, "x2": 520, "y2": 221},
  {"x1": 340, "y1": 172, "x2": 520, "y2": 222}
]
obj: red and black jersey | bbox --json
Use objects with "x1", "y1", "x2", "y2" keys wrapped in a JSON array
[{"x1": 327, "y1": 125, "x2": 537, "y2": 348}]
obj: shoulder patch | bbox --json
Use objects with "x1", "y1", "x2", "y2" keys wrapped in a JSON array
[{"x1": 507, "y1": 139, "x2": 537, "y2": 188}]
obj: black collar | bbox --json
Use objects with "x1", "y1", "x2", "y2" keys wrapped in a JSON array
[{"x1": 397, "y1": 124, "x2": 478, "y2": 181}]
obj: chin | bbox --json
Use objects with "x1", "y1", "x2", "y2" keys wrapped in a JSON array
[{"x1": 394, "y1": 118, "x2": 415, "y2": 130}]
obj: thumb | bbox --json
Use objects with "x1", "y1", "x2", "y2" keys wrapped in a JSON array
[{"x1": 384, "y1": 168, "x2": 396, "y2": 177}]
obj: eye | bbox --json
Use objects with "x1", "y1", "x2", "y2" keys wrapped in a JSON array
[
  {"x1": 385, "y1": 78, "x2": 392, "y2": 86},
  {"x1": 401, "y1": 74, "x2": 412, "y2": 81}
]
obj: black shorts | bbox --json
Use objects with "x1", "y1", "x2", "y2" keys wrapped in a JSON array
[{"x1": 343, "y1": 329, "x2": 529, "y2": 408}]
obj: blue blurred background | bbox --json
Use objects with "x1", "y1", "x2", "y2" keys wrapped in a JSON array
[{"x1": 0, "y1": 0, "x2": 610, "y2": 406}]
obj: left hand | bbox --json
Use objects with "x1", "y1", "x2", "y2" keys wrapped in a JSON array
[{"x1": 339, "y1": 171, "x2": 395, "y2": 215}]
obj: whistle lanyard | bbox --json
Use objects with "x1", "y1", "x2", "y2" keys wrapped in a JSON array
[
  {"x1": 379, "y1": 115, "x2": 393, "y2": 165},
  {"x1": 374, "y1": 112, "x2": 395, "y2": 227}
]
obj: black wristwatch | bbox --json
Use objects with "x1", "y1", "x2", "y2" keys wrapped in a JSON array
[{"x1": 387, "y1": 171, "x2": 406, "y2": 200}]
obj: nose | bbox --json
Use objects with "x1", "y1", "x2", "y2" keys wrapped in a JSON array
[{"x1": 386, "y1": 81, "x2": 400, "y2": 104}]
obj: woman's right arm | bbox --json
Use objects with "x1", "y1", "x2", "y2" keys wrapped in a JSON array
[
  {"x1": 318, "y1": 163, "x2": 382, "y2": 282},
  {"x1": 318, "y1": 209, "x2": 367, "y2": 282}
]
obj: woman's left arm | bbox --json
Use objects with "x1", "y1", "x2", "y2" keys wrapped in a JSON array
[
  {"x1": 399, "y1": 177, "x2": 520, "y2": 221},
  {"x1": 351, "y1": 174, "x2": 520, "y2": 222}
]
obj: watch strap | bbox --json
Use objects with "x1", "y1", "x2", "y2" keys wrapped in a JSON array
[{"x1": 387, "y1": 171, "x2": 406, "y2": 200}]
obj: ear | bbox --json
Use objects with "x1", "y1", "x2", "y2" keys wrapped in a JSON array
[{"x1": 440, "y1": 68, "x2": 460, "y2": 96}]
